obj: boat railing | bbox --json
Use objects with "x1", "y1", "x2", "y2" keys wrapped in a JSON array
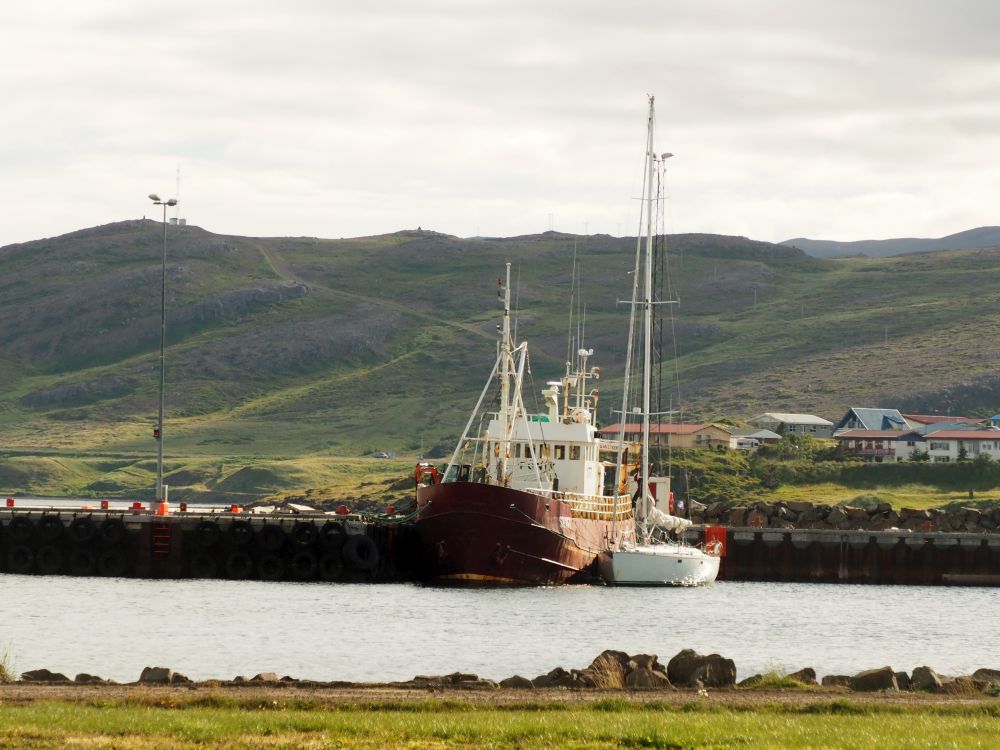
[{"x1": 525, "y1": 488, "x2": 633, "y2": 520}]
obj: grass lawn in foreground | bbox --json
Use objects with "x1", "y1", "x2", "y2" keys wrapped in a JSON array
[{"x1": 0, "y1": 698, "x2": 998, "y2": 749}]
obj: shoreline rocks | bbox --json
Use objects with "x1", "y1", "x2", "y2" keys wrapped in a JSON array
[{"x1": 13, "y1": 656, "x2": 1000, "y2": 696}]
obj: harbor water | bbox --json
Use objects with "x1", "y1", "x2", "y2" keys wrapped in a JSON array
[{"x1": 2, "y1": 575, "x2": 997, "y2": 683}]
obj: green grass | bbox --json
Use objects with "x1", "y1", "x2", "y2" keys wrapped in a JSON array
[
  {"x1": 0, "y1": 699, "x2": 999, "y2": 748},
  {"x1": 764, "y1": 482, "x2": 1000, "y2": 510}
]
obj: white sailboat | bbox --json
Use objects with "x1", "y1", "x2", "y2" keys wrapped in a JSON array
[{"x1": 600, "y1": 96, "x2": 721, "y2": 586}]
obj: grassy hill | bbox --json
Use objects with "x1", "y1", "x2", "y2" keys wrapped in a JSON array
[
  {"x1": 782, "y1": 226, "x2": 1000, "y2": 258},
  {"x1": 2, "y1": 220, "x2": 1000, "y2": 501}
]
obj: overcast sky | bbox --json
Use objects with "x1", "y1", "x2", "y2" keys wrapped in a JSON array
[{"x1": 1, "y1": 0, "x2": 998, "y2": 247}]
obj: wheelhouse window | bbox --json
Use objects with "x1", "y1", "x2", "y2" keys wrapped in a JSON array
[
  {"x1": 569, "y1": 445, "x2": 581, "y2": 460},
  {"x1": 554, "y1": 445, "x2": 566, "y2": 460}
]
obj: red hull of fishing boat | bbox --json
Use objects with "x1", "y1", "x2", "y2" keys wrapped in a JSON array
[{"x1": 415, "y1": 482, "x2": 617, "y2": 586}]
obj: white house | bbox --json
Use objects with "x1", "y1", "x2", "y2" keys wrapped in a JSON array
[
  {"x1": 836, "y1": 428, "x2": 1000, "y2": 462},
  {"x1": 924, "y1": 430, "x2": 1000, "y2": 462}
]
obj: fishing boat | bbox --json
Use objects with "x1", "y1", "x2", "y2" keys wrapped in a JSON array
[
  {"x1": 414, "y1": 264, "x2": 636, "y2": 585},
  {"x1": 599, "y1": 96, "x2": 722, "y2": 586}
]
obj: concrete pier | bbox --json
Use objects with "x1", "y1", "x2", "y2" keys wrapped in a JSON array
[
  {"x1": 0, "y1": 506, "x2": 424, "y2": 583},
  {"x1": 684, "y1": 526, "x2": 1000, "y2": 586}
]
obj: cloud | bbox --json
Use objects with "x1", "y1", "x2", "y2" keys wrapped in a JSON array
[{"x1": 0, "y1": 0, "x2": 997, "y2": 246}]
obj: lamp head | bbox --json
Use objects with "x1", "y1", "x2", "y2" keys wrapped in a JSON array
[
  {"x1": 166, "y1": 199, "x2": 178, "y2": 206},
  {"x1": 148, "y1": 193, "x2": 161, "y2": 202}
]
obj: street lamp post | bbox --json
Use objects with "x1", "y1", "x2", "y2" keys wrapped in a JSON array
[{"x1": 148, "y1": 193, "x2": 177, "y2": 512}]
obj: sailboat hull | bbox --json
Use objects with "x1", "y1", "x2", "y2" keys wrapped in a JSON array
[
  {"x1": 415, "y1": 482, "x2": 620, "y2": 586},
  {"x1": 600, "y1": 545, "x2": 720, "y2": 586}
]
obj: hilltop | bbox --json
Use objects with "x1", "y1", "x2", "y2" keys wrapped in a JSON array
[
  {"x1": 2, "y1": 220, "x2": 1000, "y2": 499},
  {"x1": 782, "y1": 226, "x2": 1000, "y2": 258}
]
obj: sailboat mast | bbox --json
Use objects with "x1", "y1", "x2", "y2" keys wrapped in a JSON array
[{"x1": 641, "y1": 97, "x2": 656, "y2": 536}]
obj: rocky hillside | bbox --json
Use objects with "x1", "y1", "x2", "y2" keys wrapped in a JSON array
[{"x1": 2, "y1": 220, "x2": 1000, "y2": 466}]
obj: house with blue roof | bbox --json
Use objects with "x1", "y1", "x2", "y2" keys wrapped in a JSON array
[
  {"x1": 833, "y1": 407, "x2": 908, "y2": 435},
  {"x1": 991, "y1": 414, "x2": 1000, "y2": 428}
]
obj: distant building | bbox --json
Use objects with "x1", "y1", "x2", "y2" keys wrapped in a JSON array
[
  {"x1": 832, "y1": 407, "x2": 908, "y2": 434},
  {"x1": 747, "y1": 412, "x2": 833, "y2": 438},
  {"x1": 729, "y1": 428, "x2": 782, "y2": 450},
  {"x1": 903, "y1": 414, "x2": 985, "y2": 429},
  {"x1": 599, "y1": 423, "x2": 733, "y2": 450},
  {"x1": 924, "y1": 430, "x2": 1000, "y2": 462},
  {"x1": 835, "y1": 429, "x2": 924, "y2": 462}
]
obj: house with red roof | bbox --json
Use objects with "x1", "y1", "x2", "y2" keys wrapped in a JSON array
[
  {"x1": 598, "y1": 423, "x2": 734, "y2": 450},
  {"x1": 924, "y1": 430, "x2": 1000, "y2": 462},
  {"x1": 903, "y1": 414, "x2": 985, "y2": 429},
  {"x1": 835, "y1": 429, "x2": 925, "y2": 462}
]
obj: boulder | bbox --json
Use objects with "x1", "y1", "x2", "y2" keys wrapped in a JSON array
[
  {"x1": 940, "y1": 676, "x2": 986, "y2": 694},
  {"x1": 971, "y1": 668, "x2": 1000, "y2": 683},
  {"x1": 170, "y1": 673, "x2": 193, "y2": 685},
  {"x1": 499, "y1": 675, "x2": 534, "y2": 689},
  {"x1": 894, "y1": 671, "x2": 911, "y2": 691},
  {"x1": 797, "y1": 508, "x2": 826, "y2": 526},
  {"x1": 849, "y1": 667, "x2": 898, "y2": 692},
  {"x1": 21, "y1": 669, "x2": 70, "y2": 683},
  {"x1": 74, "y1": 673, "x2": 108, "y2": 685},
  {"x1": 570, "y1": 669, "x2": 598, "y2": 688},
  {"x1": 737, "y1": 674, "x2": 762, "y2": 687},
  {"x1": 826, "y1": 506, "x2": 848, "y2": 527},
  {"x1": 787, "y1": 668, "x2": 817, "y2": 685},
  {"x1": 910, "y1": 666, "x2": 943, "y2": 692},
  {"x1": 587, "y1": 650, "x2": 630, "y2": 688},
  {"x1": 728, "y1": 507, "x2": 747, "y2": 527},
  {"x1": 787, "y1": 501, "x2": 815, "y2": 514},
  {"x1": 139, "y1": 666, "x2": 173, "y2": 684},
  {"x1": 624, "y1": 668, "x2": 671, "y2": 689},
  {"x1": 821, "y1": 675, "x2": 852, "y2": 688},
  {"x1": 965, "y1": 509, "x2": 983, "y2": 531},
  {"x1": 532, "y1": 667, "x2": 576, "y2": 688},
  {"x1": 666, "y1": 649, "x2": 736, "y2": 688},
  {"x1": 844, "y1": 506, "x2": 868, "y2": 523},
  {"x1": 251, "y1": 672, "x2": 279, "y2": 683}
]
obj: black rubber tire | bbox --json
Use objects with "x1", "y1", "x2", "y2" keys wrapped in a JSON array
[
  {"x1": 257, "y1": 553, "x2": 284, "y2": 581},
  {"x1": 196, "y1": 521, "x2": 221, "y2": 548},
  {"x1": 291, "y1": 550, "x2": 317, "y2": 580},
  {"x1": 36, "y1": 545, "x2": 64, "y2": 574},
  {"x1": 258, "y1": 524, "x2": 285, "y2": 553},
  {"x1": 190, "y1": 554, "x2": 218, "y2": 578},
  {"x1": 98, "y1": 549, "x2": 126, "y2": 577},
  {"x1": 319, "y1": 521, "x2": 346, "y2": 553},
  {"x1": 292, "y1": 522, "x2": 317, "y2": 547},
  {"x1": 341, "y1": 534, "x2": 380, "y2": 573},
  {"x1": 8, "y1": 516, "x2": 34, "y2": 544},
  {"x1": 229, "y1": 520, "x2": 254, "y2": 547},
  {"x1": 7, "y1": 545, "x2": 34, "y2": 574},
  {"x1": 38, "y1": 515, "x2": 64, "y2": 543},
  {"x1": 69, "y1": 517, "x2": 97, "y2": 545},
  {"x1": 99, "y1": 517, "x2": 127, "y2": 545},
  {"x1": 226, "y1": 551, "x2": 253, "y2": 580},
  {"x1": 69, "y1": 548, "x2": 97, "y2": 576},
  {"x1": 318, "y1": 553, "x2": 344, "y2": 582}
]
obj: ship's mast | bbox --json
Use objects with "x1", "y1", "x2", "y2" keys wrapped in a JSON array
[
  {"x1": 640, "y1": 97, "x2": 656, "y2": 542},
  {"x1": 498, "y1": 262, "x2": 512, "y2": 482}
]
